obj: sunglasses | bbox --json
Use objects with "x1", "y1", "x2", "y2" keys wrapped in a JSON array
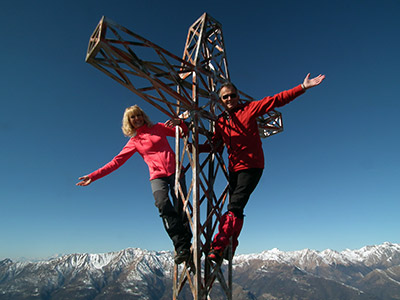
[{"x1": 221, "y1": 93, "x2": 237, "y2": 100}]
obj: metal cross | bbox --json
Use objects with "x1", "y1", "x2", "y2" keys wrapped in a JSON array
[{"x1": 86, "y1": 12, "x2": 283, "y2": 300}]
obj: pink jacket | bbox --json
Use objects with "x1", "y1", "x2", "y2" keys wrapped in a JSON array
[{"x1": 88, "y1": 122, "x2": 187, "y2": 181}]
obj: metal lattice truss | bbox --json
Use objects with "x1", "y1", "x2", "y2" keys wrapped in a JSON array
[{"x1": 86, "y1": 13, "x2": 284, "y2": 300}]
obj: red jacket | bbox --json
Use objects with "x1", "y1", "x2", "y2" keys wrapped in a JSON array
[
  {"x1": 211, "y1": 85, "x2": 305, "y2": 172},
  {"x1": 88, "y1": 122, "x2": 187, "y2": 181}
]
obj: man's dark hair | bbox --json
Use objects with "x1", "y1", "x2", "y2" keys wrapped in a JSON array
[{"x1": 218, "y1": 82, "x2": 238, "y2": 98}]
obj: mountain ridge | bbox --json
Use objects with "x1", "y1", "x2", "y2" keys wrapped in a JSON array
[
  {"x1": 1, "y1": 242, "x2": 399, "y2": 300},
  {"x1": 234, "y1": 242, "x2": 400, "y2": 268}
]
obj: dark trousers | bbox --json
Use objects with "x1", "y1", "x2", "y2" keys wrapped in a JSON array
[
  {"x1": 151, "y1": 174, "x2": 192, "y2": 252},
  {"x1": 227, "y1": 168, "x2": 263, "y2": 218}
]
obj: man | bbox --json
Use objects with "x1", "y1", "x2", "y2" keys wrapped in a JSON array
[{"x1": 206, "y1": 73, "x2": 325, "y2": 262}]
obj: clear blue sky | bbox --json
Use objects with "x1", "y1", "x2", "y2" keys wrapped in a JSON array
[{"x1": 1, "y1": 0, "x2": 399, "y2": 261}]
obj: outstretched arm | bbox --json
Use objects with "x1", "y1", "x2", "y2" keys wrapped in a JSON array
[
  {"x1": 76, "y1": 140, "x2": 137, "y2": 187},
  {"x1": 302, "y1": 73, "x2": 325, "y2": 89},
  {"x1": 76, "y1": 175, "x2": 92, "y2": 186}
]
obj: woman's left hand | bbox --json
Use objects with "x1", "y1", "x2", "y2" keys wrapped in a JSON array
[{"x1": 76, "y1": 175, "x2": 92, "y2": 186}]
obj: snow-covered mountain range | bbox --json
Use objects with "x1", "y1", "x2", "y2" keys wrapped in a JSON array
[
  {"x1": 235, "y1": 241, "x2": 400, "y2": 267},
  {"x1": 1, "y1": 242, "x2": 399, "y2": 299}
]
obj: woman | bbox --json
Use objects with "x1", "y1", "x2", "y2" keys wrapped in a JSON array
[{"x1": 76, "y1": 105, "x2": 192, "y2": 264}]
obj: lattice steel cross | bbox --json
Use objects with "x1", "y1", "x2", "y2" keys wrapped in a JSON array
[{"x1": 86, "y1": 13, "x2": 283, "y2": 300}]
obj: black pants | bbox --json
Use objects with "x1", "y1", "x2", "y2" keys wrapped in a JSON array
[
  {"x1": 151, "y1": 174, "x2": 192, "y2": 252},
  {"x1": 227, "y1": 168, "x2": 263, "y2": 219}
]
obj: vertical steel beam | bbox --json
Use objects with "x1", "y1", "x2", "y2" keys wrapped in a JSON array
[{"x1": 180, "y1": 13, "x2": 232, "y2": 299}]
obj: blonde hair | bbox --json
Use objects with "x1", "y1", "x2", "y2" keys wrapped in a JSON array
[{"x1": 121, "y1": 105, "x2": 153, "y2": 137}]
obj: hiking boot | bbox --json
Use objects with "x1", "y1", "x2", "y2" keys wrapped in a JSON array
[
  {"x1": 174, "y1": 249, "x2": 190, "y2": 264},
  {"x1": 209, "y1": 211, "x2": 243, "y2": 255},
  {"x1": 207, "y1": 248, "x2": 223, "y2": 263}
]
